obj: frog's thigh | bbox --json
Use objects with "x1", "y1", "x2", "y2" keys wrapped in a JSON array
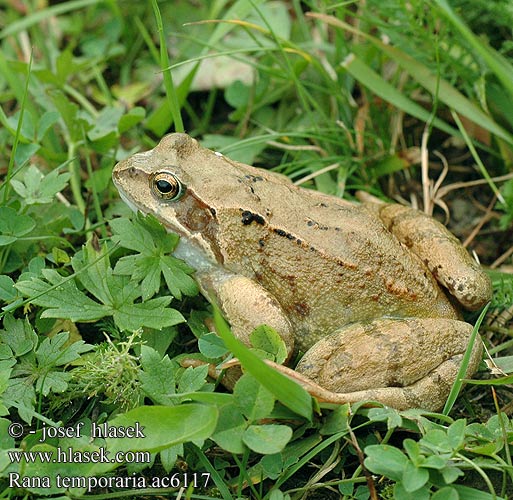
[
  {"x1": 296, "y1": 318, "x2": 482, "y2": 410},
  {"x1": 207, "y1": 274, "x2": 294, "y2": 354},
  {"x1": 370, "y1": 203, "x2": 491, "y2": 310}
]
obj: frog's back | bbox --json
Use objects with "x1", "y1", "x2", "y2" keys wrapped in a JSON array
[{"x1": 215, "y1": 179, "x2": 458, "y2": 350}]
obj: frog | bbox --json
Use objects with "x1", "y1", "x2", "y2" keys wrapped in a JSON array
[{"x1": 112, "y1": 133, "x2": 492, "y2": 411}]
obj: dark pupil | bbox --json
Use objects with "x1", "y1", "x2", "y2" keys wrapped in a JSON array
[{"x1": 156, "y1": 179, "x2": 174, "y2": 194}]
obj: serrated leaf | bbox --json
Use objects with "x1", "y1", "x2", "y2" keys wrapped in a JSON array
[
  {"x1": 35, "y1": 331, "x2": 92, "y2": 367},
  {"x1": 2, "y1": 378, "x2": 36, "y2": 424},
  {"x1": 114, "y1": 298, "x2": 184, "y2": 331},
  {"x1": 10, "y1": 165, "x2": 70, "y2": 205},
  {"x1": 15, "y1": 270, "x2": 110, "y2": 322},
  {"x1": 17, "y1": 243, "x2": 185, "y2": 332},
  {"x1": 36, "y1": 370, "x2": 71, "y2": 396},
  {"x1": 112, "y1": 215, "x2": 198, "y2": 300},
  {"x1": 139, "y1": 345, "x2": 177, "y2": 405},
  {"x1": 177, "y1": 365, "x2": 209, "y2": 394},
  {"x1": 0, "y1": 314, "x2": 38, "y2": 356}
]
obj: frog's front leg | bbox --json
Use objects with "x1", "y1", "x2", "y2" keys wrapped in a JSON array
[
  {"x1": 295, "y1": 318, "x2": 482, "y2": 411},
  {"x1": 197, "y1": 270, "x2": 294, "y2": 356},
  {"x1": 362, "y1": 198, "x2": 492, "y2": 311}
]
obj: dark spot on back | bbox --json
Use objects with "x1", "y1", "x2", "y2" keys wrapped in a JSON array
[
  {"x1": 273, "y1": 228, "x2": 295, "y2": 240},
  {"x1": 293, "y1": 302, "x2": 310, "y2": 317},
  {"x1": 240, "y1": 210, "x2": 266, "y2": 226}
]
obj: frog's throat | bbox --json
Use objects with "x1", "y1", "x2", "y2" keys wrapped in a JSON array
[{"x1": 173, "y1": 237, "x2": 218, "y2": 274}]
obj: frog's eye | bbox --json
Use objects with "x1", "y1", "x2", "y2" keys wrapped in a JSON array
[{"x1": 150, "y1": 171, "x2": 184, "y2": 200}]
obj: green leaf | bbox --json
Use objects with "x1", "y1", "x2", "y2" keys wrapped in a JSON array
[
  {"x1": 403, "y1": 438, "x2": 422, "y2": 465},
  {"x1": 177, "y1": 365, "x2": 209, "y2": 394},
  {"x1": 452, "y1": 484, "x2": 498, "y2": 499},
  {"x1": 0, "y1": 236, "x2": 16, "y2": 246},
  {"x1": 36, "y1": 370, "x2": 71, "y2": 396},
  {"x1": 112, "y1": 215, "x2": 198, "y2": 300},
  {"x1": 106, "y1": 404, "x2": 218, "y2": 454},
  {"x1": 211, "y1": 403, "x2": 247, "y2": 454},
  {"x1": 17, "y1": 243, "x2": 185, "y2": 332},
  {"x1": 320, "y1": 404, "x2": 351, "y2": 436},
  {"x1": 3, "y1": 377, "x2": 37, "y2": 424},
  {"x1": 250, "y1": 325, "x2": 288, "y2": 364},
  {"x1": 394, "y1": 482, "x2": 430, "y2": 500},
  {"x1": 10, "y1": 165, "x2": 70, "y2": 205},
  {"x1": 432, "y1": 487, "x2": 459, "y2": 500},
  {"x1": 234, "y1": 373, "x2": 275, "y2": 421},
  {"x1": 15, "y1": 269, "x2": 111, "y2": 322},
  {"x1": 0, "y1": 314, "x2": 38, "y2": 356},
  {"x1": 423, "y1": 454, "x2": 448, "y2": 470},
  {"x1": 198, "y1": 332, "x2": 229, "y2": 359},
  {"x1": 364, "y1": 444, "x2": 409, "y2": 481},
  {"x1": 118, "y1": 106, "x2": 145, "y2": 133},
  {"x1": 440, "y1": 465, "x2": 464, "y2": 484},
  {"x1": 139, "y1": 345, "x2": 177, "y2": 405},
  {"x1": 242, "y1": 424, "x2": 293, "y2": 454},
  {"x1": 35, "y1": 331, "x2": 92, "y2": 367},
  {"x1": 113, "y1": 297, "x2": 184, "y2": 332},
  {"x1": 159, "y1": 443, "x2": 183, "y2": 473},
  {"x1": 446, "y1": 419, "x2": 466, "y2": 450},
  {"x1": 87, "y1": 106, "x2": 124, "y2": 141},
  {"x1": 0, "y1": 207, "x2": 35, "y2": 241},
  {"x1": 213, "y1": 306, "x2": 312, "y2": 420},
  {"x1": 367, "y1": 406, "x2": 403, "y2": 429},
  {"x1": 36, "y1": 111, "x2": 60, "y2": 141},
  {"x1": 402, "y1": 461, "x2": 429, "y2": 492}
]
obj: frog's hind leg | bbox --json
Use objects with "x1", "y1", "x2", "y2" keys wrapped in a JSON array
[
  {"x1": 294, "y1": 318, "x2": 482, "y2": 411},
  {"x1": 360, "y1": 197, "x2": 492, "y2": 311}
]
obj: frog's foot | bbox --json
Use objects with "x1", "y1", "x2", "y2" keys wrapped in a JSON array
[
  {"x1": 363, "y1": 201, "x2": 492, "y2": 311},
  {"x1": 294, "y1": 318, "x2": 482, "y2": 411}
]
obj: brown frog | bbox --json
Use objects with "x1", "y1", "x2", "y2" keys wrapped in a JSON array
[{"x1": 112, "y1": 133, "x2": 492, "y2": 410}]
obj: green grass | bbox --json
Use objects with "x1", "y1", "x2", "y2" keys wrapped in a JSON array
[{"x1": 0, "y1": 0, "x2": 513, "y2": 498}]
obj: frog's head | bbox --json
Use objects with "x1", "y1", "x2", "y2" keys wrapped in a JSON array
[{"x1": 113, "y1": 133, "x2": 256, "y2": 265}]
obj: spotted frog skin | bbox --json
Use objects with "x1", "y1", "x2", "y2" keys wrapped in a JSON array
[{"x1": 112, "y1": 133, "x2": 492, "y2": 410}]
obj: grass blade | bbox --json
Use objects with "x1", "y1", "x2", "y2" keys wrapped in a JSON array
[
  {"x1": 342, "y1": 54, "x2": 458, "y2": 137},
  {"x1": 310, "y1": 13, "x2": 513, "y2": 147},
  {"x1": 442, "y1": 303, "x2": 490, "y2": 415}
]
